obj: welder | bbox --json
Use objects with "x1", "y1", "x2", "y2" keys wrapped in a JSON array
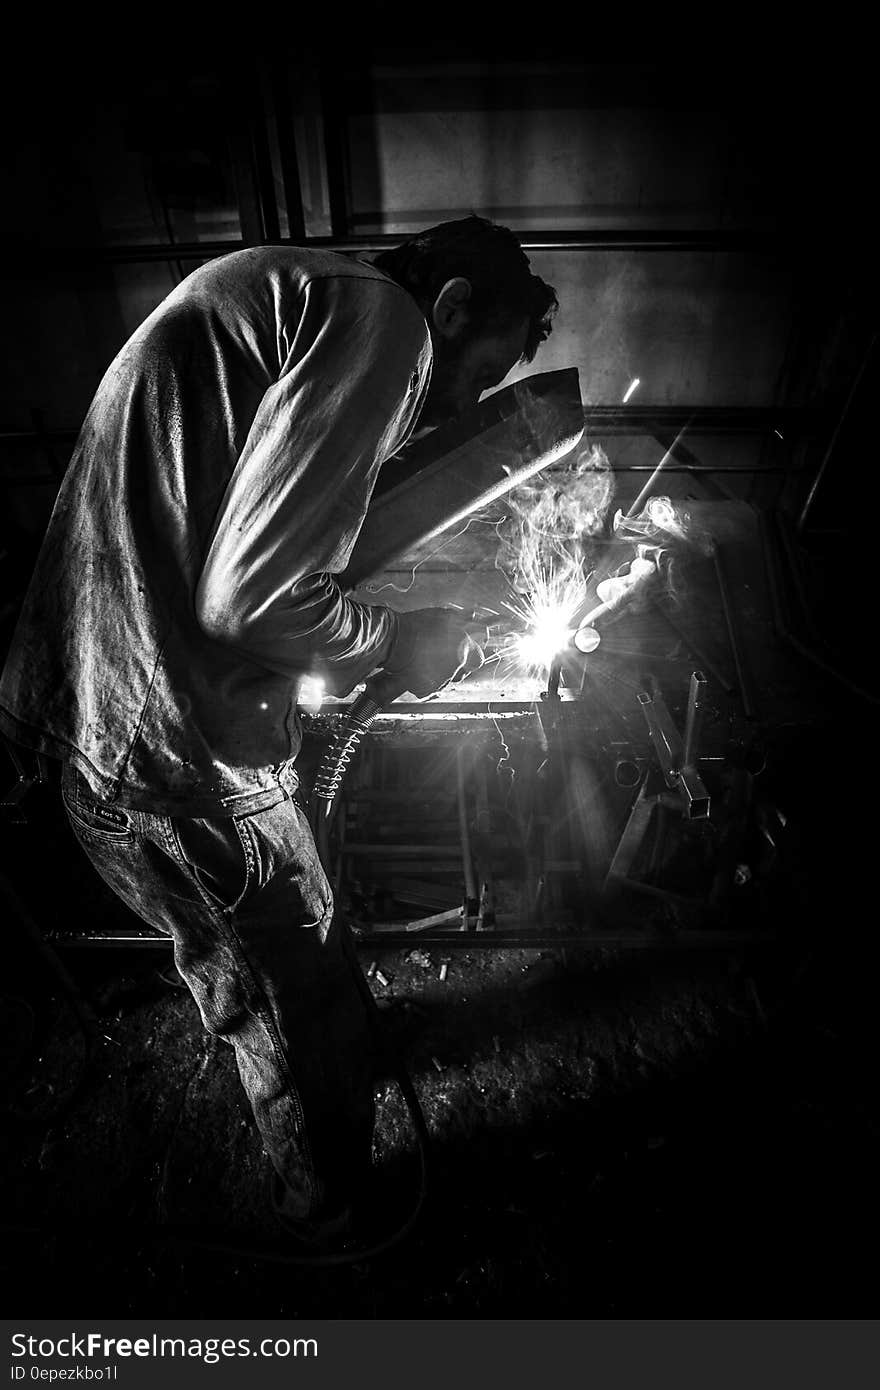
[{"x1": 0, "y1": 217, "x2": 557, "y2": 1249}]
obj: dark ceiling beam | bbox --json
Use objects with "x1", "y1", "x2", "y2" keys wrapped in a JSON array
[
  {"x1": 3, "y1": 228, "x2": 786, "y2": 271},
  {"x1": 580, "y1": 407, "x2": 826, "y2": 435}
]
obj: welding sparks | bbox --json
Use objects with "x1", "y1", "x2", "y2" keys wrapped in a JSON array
[
  {"x1": 622, "y1": 377, "x2": 641, "y2": 404},
  {"x1": 497, "y1": 539, "x2": 590, "y2": 680},
  {"x1": 496, "y1": 561, "x2": 587, "y2": 680},
  {"x1": 514, "y1": 599, "x2": 577, "y2": 672},
  {"x1": 490, "y1": 445, "x2": 613, "y2": 683},
  {"x1": 474, "y1": 441, "x2": 691, "y2": 693}
]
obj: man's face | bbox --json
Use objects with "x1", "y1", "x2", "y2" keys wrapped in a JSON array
[{"x1": 418, "y1": 315, "x2": 530, "y2": 429}]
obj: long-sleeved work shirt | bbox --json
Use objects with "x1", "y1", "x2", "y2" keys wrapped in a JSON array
[{"x1": 0, "y1": 248, "x2": 433, "y2": 816}]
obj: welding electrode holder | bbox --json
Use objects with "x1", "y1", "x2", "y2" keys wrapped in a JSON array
[{"x1": 309, "y1": 617, "x2": 484, "y2": 829}]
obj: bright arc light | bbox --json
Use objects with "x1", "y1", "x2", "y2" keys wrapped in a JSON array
[
  {"x1": 622, "y1": 377, "x2": 641, "y2": 404},
  {"x1": 298, "y1": 675, "x2": 326, "y2": 713},
  {"x1": 514, "y1": 603, "x2": 573, "y2": 672}
]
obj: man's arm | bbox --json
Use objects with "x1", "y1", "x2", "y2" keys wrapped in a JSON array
[{"x1": 195, "y1": 275, "x2": 431, "y2": 691}]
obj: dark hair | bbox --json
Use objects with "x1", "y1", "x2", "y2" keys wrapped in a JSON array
[{"x1": 373, "y1": 216, "x2": 558, "y2": 362}]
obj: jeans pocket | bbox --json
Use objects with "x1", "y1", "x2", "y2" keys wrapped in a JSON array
[
  {"x1": 172, "y1": 815, "x2": 254, "y2": 913},
  {"x1": 62, "y1": 788, "x2": 134, "y2": 842},
  {"x1": 237, "y1": 795, "x2": 332, "y2": 929}
]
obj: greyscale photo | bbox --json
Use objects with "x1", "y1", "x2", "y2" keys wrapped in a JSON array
[{"x1": 0, "y1": 33, "x2": 875, "y2": 1353}]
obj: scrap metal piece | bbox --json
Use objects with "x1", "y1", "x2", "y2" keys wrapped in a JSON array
[
  {"x1": 678, "y1": 766, "x2": 711, "y2": 820},
  {"x1": 637, "y1": 681, "x2": 711, "y2": 820},
  {"x1": 637, "y1": 690, "x2": 681, "y2": 789},
  {"x1": 682, "y1": 670, "x2": 707, "y2": 770},
  {"x1": 605, "y1": 776, "x2": 656, "y2": 888}
]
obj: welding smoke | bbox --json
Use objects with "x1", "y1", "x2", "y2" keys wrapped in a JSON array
[
  {"x1": 490, "y1": 444, "x2": 615, "y2": 676},
  {"x1": 497, "y1": 443, "x2": 613, "y2": 587}
]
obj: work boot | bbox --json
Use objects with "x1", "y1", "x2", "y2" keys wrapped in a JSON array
[{"x1": 270, "y1": 1158, "x2": 423, "y2": 1258}]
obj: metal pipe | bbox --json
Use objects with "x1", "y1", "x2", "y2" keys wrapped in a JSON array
[
  {"x1": 546, "y1": 656, "x2": 563, "y2": 698},
  {"x1": 637, "y1": 688, "x2": 710, "y2": 818},
  {"x1": 797, "y1": 332, "x2": 876, "y2": 533},
  {"x1": 456, "y1": 745, "x2": 479, "y2": 910},
  {"x1": 49, "y1": 928, "x2": 776, "y2": 951},
  {"x1": 677, "y1": 766, "x2": 711, "y2": 820},
  {"x1": 1, "y1": 229, "x2": 784, "y2": 270},
  {"x1": 638, "y1": 689, "x2": 683, "y2": 786},
  {"x1": 614, "y1": 755, "x2": 642, "y2": 788},
  {"x1": 587, "y1": 406, "x2": 824, "y2": 435},
  {"x1": 623, "y1": 418, "x2": 694, "y2": 519},
  {"x1": 682, "y1": 671, "x2": 707, "y2": 770}
]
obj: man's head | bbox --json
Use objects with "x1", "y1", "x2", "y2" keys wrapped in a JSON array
[{"x1": 373, "y1": 216, "x2": 558, "y2": 427}]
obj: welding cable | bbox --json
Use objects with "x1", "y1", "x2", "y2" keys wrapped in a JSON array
[{"x1": 309, "y1": 691, "x2": 385, "y2": 835}]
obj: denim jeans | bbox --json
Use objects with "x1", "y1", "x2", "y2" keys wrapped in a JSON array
[{"x1": 61, "y1": 764, "x2": 376, "y2": 1226}]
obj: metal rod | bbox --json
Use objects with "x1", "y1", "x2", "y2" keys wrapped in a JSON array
[
  {"x1": 682, "y1": 671, "x2": 707, "y2": 770},
  {"x1": 456, "y1": 745, "x2": 478, "y2": 907},
  {"x1": 48, "y1": 928, "x2": 775, "y2": 951},
  {"x1": 546, "y1": 656, "x2": 563, "y2": 698},
  {"x1": 623, "y1": 418, "x2": 694, "y2": 519},
  {"x1": 797, "y1": 332, "x2": 876, "y2": 533},
  {"x1": 650, "y1": 432, "x2": 734, "y2": 501},
  {"x1": 0, "y1": 229, "x2": 784, "y2": 271},
  {"x1": 712, "y1": 543, "x2": 757, "y2": 719},
  {"x1": 637, "y1": 690, "x2": 682, "y2": 785}
]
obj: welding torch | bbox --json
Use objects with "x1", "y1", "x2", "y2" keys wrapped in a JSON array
[{"x1": 570, "y1": 555, "x2": 659, "y2": 652}]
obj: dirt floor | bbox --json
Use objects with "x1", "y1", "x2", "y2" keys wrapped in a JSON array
[{"x1": 2, "y1": 902, "x2": 878, "y2": 1316}]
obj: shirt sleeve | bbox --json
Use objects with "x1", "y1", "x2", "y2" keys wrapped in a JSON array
[{"x1": 194, "y1": 274, "x2": 431, "y2": 692}]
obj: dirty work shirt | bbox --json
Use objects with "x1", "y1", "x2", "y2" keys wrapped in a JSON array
[{"x1": 0, "y1": 248, "x2": 432, "y2": 816}]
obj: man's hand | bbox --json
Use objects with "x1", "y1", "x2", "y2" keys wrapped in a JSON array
[{"x1": 379, "y1": 607, "x2": 472, "y2": 699}]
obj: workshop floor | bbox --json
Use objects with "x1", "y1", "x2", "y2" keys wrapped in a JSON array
[{"x1": 3, "y1": 909, "x2": 878, "y2": 1317}]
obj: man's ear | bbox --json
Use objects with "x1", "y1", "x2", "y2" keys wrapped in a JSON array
[{"x1": 431, "y1": 278, "x2": 472, "y2": 339}]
